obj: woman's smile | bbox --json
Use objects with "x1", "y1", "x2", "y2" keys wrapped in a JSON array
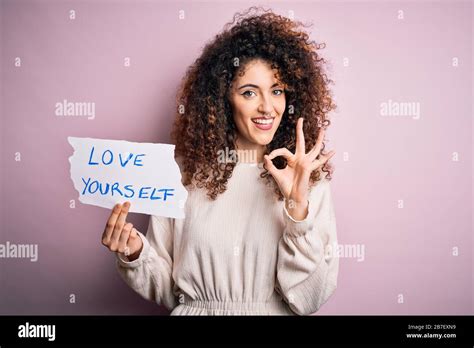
[{"x1": 251, "y1": 116, "x2": 275, "y2": 130}]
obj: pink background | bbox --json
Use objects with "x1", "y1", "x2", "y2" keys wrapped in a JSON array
[{"x1": 0, "y1": 0, "x2": 472, "y2": 315}]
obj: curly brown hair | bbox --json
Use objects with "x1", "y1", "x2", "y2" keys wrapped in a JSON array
[{"x1": 171, "y1": 6, "x2": 336, "y2": 201}]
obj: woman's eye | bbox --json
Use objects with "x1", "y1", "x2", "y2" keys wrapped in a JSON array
[
  {"x1": 273, "y1": 89, "x2": 284, "y2": 96},
  {"x1": 241, "y1": 89, "x2": 284, "y2": 98},
  {"x1": 242, "y1": 90, "x2": 256, "y2": 98}
]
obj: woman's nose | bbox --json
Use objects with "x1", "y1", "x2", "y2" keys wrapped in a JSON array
[{"x1": 258, "y1": 94, "x2": 273, "y2": 115}]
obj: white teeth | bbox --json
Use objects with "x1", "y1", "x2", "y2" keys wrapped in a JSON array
[{"x1": 252, "y1": 118, "x2": 273, "y2": 125}]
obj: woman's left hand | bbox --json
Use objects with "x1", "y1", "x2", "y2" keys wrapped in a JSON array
[{"x1": 263, "y1": 117, "x2": 335, "y2": 221}]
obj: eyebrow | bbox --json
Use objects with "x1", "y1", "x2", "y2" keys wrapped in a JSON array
[{"x1": 237, "y1": 83, "x2": 281, "y2": 90}]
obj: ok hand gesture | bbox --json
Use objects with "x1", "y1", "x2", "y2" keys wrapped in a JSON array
[{"x1": 263, "y1": 118, "x2": 335, "y2": 220}]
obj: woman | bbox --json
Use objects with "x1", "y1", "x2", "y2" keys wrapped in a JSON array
[{"x1": 102, "y1": 7, "x2": 339, "y2": 315}]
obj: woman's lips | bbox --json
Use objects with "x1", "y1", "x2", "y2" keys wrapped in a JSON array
[{"x1": 251, "y1": 117, "x2": 274, "y2": 131}]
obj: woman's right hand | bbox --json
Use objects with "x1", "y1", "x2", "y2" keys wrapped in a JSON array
[{"x1": 102, "y1": 201, "x2": 143, "y2": 261}]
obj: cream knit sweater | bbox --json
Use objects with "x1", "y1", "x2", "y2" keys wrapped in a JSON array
[{"x1": 115, "y1": 161, "x2": 339, "y2": 315}]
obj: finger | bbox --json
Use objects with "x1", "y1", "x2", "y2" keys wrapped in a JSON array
[
  {"x1": 295, "y1": 117, "x2": 305, "y2": 155},
  {"x1": 263, "y1": 154, "x2": 278, "y2": 176},
  {"x1": 308, "y1": 128, "x2": 326, "y2": 161},
  {"x1": 117, "y1": 222, "x2": 133, "y2": 254},
  {"x1": 111, "y1": 202, "x2": 131, "y2": 248},
  {"x1": 102, "y1": 203, "x2": 122, "y2": 245},
  {"x1": 125, "y1": 227, "x2": 140, "y2": 256},
  {"x1": 310, "y1": 150, "x2": 336, "y2": 171},
  {"x1": 130, "y1": 227, "x2": 139, "y2": 239},
  {"x1": 266, "y1": 148, "x2": 294, "y2": 161}
]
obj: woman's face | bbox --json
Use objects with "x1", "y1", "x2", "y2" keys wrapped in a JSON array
[{"x1": 228, "y1": 59, "x2": 286, "y2": 147}]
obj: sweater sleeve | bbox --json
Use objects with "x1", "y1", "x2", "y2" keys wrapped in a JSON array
[
  {"x1": 275, "y1": 176, "x2": 339, "y2": 315},
  {"x1": 115, "y1": 215, "x2": 178, "y2": 311}
]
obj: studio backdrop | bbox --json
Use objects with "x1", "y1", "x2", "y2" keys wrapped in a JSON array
[{"x1": 0, "y1": 0, "x2": 472, "y2": 315}]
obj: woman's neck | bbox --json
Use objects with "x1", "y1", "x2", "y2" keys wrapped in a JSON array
[{"x1": 234, "y1": 136, "x2": 265, "y2": 164}]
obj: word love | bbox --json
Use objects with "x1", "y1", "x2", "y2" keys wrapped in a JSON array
[{"x1": 87, "y1": 146, "x2": 145, "y2": 168}]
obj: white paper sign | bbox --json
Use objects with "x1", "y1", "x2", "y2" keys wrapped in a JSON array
[{"x1": 68, "y1": 137, "x2": 187, "y2": 218}]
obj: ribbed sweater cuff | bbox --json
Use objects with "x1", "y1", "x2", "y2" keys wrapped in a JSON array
[
  {"x1": 115, "y1": 231, "x2": 150, "y2": 268},
  {"x1": 287, "y1": 258, "x2": 330, "y2": 314},
  {"x1": 282, "y1": 198, "x2": 315, "y2": 237}
]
